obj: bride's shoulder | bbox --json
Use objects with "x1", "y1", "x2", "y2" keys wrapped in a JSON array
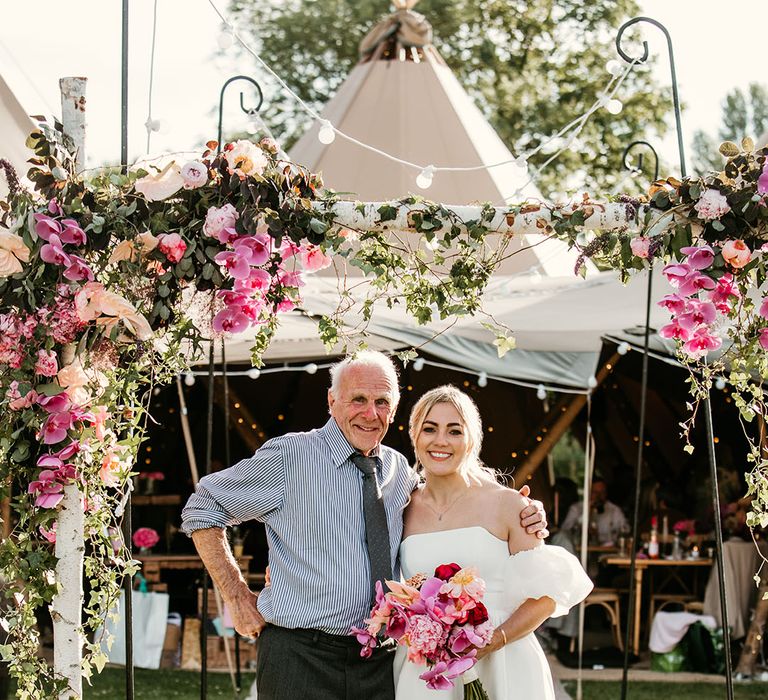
[{"x1": 482, "y1": 482, "x2": 528, "y2": 509}]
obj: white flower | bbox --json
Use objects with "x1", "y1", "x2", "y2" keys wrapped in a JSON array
[
  {"x1": 693, "y1": 189, "x2": 730, "y2": 221},
  {"x1": 134, "y1": 162, "x2": 185, "y2": 201},
  {"x1": 180, "y1": 160, "x2": 208, "y2": 189},
  {"x1": 224, "y1": 140, "x2": 269, "y2": 178}
]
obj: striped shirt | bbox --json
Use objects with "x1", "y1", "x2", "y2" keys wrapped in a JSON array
[{"x1": 181, "y1": 418, "x2": 418, "y2": 635}]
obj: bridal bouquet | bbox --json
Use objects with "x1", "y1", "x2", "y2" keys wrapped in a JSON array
[{"x1": 352, "y1": 562, "x2": 493, "y2": 699}]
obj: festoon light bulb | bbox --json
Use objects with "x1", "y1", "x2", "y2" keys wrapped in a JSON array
[
  {"x1": 477, "y1": 371, "x2": 488, "y2": 388},
  {"x1": 416, "y1": 165, "x2": 435, "y2": 190},
  {"x1": 514, "y1": 155, "x2": 529, "y2": 173},
  {"x1": 605, "y1": 59, "x2": 624, "y2": 77},
  {"x1": 247, "y1": 368, "x2": 261, "y2": 380},
  {"x1": 587, "y1": 375, "x2": 598, "y2": 389},
  {"x1": 413, "y1": 358, "x2": 425, "y2": 372},
  {"x1": 617, "y1": 342, "x2": 630, "y2": 355},
  {"x1": 304, "y1": 363, "x2": 318, "y2": 375},
  {"x1": 184, "y1": 372, "x2": 196, "y2": 387},
  {"x1": 317, "y1": 120, "x2": 336, "y2": 145},
  {"x1": 715, "y1": 377, "x2": 727, "y2": 391},
  {"x1": 604, "y1": 98, "x2": 623, "y2": 115},
  {"x1": 536, "y1": 384, "x2": 547, "y2": 401}
]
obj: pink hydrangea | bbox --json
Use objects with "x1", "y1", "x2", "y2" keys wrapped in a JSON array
[{"x1": 693, "y1": 189, "x2": 730, "y2": 220}]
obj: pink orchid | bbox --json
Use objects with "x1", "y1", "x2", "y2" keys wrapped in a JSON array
[
  {"x1": 36, "y1": 454, "x2": 64, "y2": 470},
  {"x1": 759, "y1": 328, "x2": 768, "y2": 351},
  {"x1": 41, "y1": 411, "x2": 75, "y2": 444},
  {"x1": 722, "y1": 239, "x2": 751, "y2": 269},
  {"x1": 708, "y1": 274, "x2": 741, "y2": 313},
  {"x1": 59, "y1": 219, "x2": 87, "y2": 245},
  {"x1": 39, "y1": 523, "x2": 57, "y2": 543},
  {"x1": 682, "y1": 326, "x2": 722, "y2": 359},
  {"x1": 37, "y1": 393, "x2": 72, "y2": 414},
  {"x1": 63, "y1": 254, "x2": 94, "y2": 282},
  {"x1": 758, "y1": 162, "x2": 768, "y2": 195},
  {"x1": 629, "y1": 237, "x2": 651, "y2": 259},
  {"x1": 234, "y1": 268, "x2": 272, "y2": 293},
  {"x1": 54, "y1": 441, "x2": 81, "y2": 460},
  {"x1": 28, "y1": 470, "x2": 65, "y2": 509},
  {"x1": 40, "y1": 234, "x2": 71, "y2": 267},
  {"x1": 658, "y1": 294, "x2": 687, "y2": 315},
  {"x1": 280, "y1": 240, "x2": 301, "y2": 260},
  {"x1": 234, "y1": 233, "x2": 271, "y2": 267},
  {"x1": 677, "y1": 299, "x2": 717, "y2": 329},
  {"x1": 418, "y1": 657, "x2": 476, "y2": 690},
  {"x1": 157, "y1": 233, "x2": 187, "y2": 263},
  {"x1": 659, "y1": 320, "x2": 692, "y2": 342},
  {"x1": 677, "y1": 270, "x2": 716, "y2": 296},
  {"x1": 278, "y1": 269, "x2": 305, "y2": 288},
  {"x1": 215, "y1": 226, "x2": 239, "y2": 245},
  {"x1": 276, "y1": 298, "x2": 297, "y2": 313},
  {"x1": 47, "y1": 199, "x2": 62, "y2": 216},
  {"x1": 662, "y1": 262, "x2": 691, "y2": 287},
  {"x1": 350, "y1": 626, "x2": 377, "y2": 658},
  {"x1": 212, "y1": 307, "x2": 251, "y2": 334},
  {"x1": 34, "y1": 213, "x2": 62, "y2": 241},
  {"x1": 680, "y1": 244, "x2": 715, "y2": 270},
  {"x1": 92, "y1": 405, "x2": 110, "y2": 440},
  {"x1": 215, "y1": 250, "x2": 252, "y2": 279},
  {"x1": 299, "y1": 245, "x2": 334, "y2": 271},
  {"x1": 448, "y1": 625, "x2": 486, "y2": 654}
]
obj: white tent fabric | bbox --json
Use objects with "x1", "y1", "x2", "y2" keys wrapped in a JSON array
[{"x1": 0, "y1": 62, "x2": 35, "y2": 196}]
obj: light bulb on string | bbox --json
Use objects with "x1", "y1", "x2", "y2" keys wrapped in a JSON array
[
  {"x1": 145, "y1": 117, "x2": 170, "y2": 135},
  {"x1": 536, "y1": 384, "x2": 547, "y2": 401},
  {"x1": 247, "y1": 368, "x2": 261, "y2": 380},
  {"x1": 416, "y1": 165, "x2": 435, "y2": 190},
  {"x1": 184, "y1": 372, "x2": 196, "y2": 387},
  {"x1": 715, "y1": 377, "x2": 727, "y2": 391},
  {"x1": 317, "y1": 120, "x2": 336, "y2": 145},
  {"x1": 605, "y1": 59, "x2": 624, "y2": 77},
  {"x1": 304, "y1": 363, "x2": 318, "y2": 375},
  {"x1": 477, "y1": 371, "x2": 488, "y2": 388},
  {"x1": 153, "y1": 387, "x2": 161, "y2": 396},
  {"x1": 218, "y1": 24, "x2": 235, "y2": 49},
  {"x1": 617, "y1": 342, "x2": 630, "y2": 356},
  {"x1": 604, "y1": 98, "x2": 623, "y2": 115},
  {"x1": 413, "y1": 358, "x2": 425, "y2": 372},
  {"x1": 514, "y1": 155, "x2": 529, "y2": 173},
  {"x1": 587, "y1": 375, "x2": 598, "y2": 389}
]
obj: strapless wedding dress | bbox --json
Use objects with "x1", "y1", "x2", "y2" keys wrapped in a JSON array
[{"x1": 393, "y1": 526, "x2": 592, "y2": 699}]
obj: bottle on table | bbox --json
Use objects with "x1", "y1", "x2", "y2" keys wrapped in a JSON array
[{"x1": 648, "y1": 516, "x2": 660, "y2": 560}]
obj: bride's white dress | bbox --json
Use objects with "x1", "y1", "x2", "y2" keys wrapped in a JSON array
[{"x1": 393, "y1": 526, "x2": 593, "y2": 699}]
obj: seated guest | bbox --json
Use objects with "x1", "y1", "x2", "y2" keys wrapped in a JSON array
[{"x1": 560, "y1": 477, "x2": 628, "y2": 546}]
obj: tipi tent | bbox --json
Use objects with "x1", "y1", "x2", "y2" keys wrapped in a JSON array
[
  {"x1": 0, "y1": 55, "x2": 35, "y2": 196},
  {"x1": 288, "y1": 0, "x2": 580, "y2": 277}
]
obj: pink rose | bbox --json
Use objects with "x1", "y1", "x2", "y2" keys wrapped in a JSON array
[
  {"x1": 157, "y1": 233, "x2": 187, "y2": 263},
  {"x1": 35, "y1": 349, "x2": 59, "y2": 377},
  {"x1": 721, "y1": 239, "x2": 751, "y2": 269},
  {"x1": 203, "y1": 204, "x2": 239, "y2": 239},
  {"x1": 693, "y1": 189, "x2": 730, "y2": 220},
  {"x1": 629, "y1": 237, "x2": 650, "y2": 259},
  {"x1": 180, "y1": 160, "x2": 208, "y2": 189}
]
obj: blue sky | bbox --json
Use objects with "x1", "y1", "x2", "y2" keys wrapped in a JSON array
[{"x1": 1, "y1": 0, "x2": 765, "y2": 178}]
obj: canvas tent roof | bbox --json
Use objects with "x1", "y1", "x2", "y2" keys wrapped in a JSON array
[
  {"x1": 288, "y1": 1, "x2": 583, "y2": 277},
  {"x1": 0, "y1": 55, "x2": 35, "y2": 196}
]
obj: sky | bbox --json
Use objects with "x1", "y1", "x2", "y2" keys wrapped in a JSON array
[{"x1": 1, "y1": 0, "x2": 766, "y2": 179}]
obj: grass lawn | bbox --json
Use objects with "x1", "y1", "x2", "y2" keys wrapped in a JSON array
[
  {"x1": 562, "y1": 681, "x2": 768, "y2": 699},
  {"x1": 81, "y1": 667, "x2": 256, "y2": 699}
]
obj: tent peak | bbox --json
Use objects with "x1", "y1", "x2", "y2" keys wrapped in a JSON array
[{"x1": 359, "y1": 1, "x2": 435, "y2": 63}]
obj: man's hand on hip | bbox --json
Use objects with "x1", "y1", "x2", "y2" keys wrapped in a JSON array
[
  {"x1": 230, "y1": 588, "x2": 267, "y2": 638},
  {"x1": 518, "y1": 484, "x2": 549, "y2": 539}
]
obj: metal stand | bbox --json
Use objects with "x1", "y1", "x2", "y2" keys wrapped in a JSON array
[{"x1": 217, "y1": 76, "x2": 264, "y2": 151}]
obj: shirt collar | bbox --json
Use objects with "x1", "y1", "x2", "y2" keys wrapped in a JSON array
[{"x1": 320, "y1": 418, "x2": 381, "y2": 468}]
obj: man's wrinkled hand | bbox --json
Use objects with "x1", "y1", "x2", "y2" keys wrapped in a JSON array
[
  {"x1": 229, "y1": 588, "x2": 266, "y2": 638},
  {"x1": 519, "y1": 484, "x2": 549, "y2": 539}
]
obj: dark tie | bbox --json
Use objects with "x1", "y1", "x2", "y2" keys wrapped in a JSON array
[{"x1": 351, "y1": 454, "x2": 392, "y2": 601}]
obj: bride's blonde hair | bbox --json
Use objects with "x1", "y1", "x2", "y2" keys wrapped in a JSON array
[{"x1": 408, "y1": 384, "x2": 498, "y2": 484}]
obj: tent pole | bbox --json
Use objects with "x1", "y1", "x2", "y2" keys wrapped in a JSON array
[{"x1": 200, "y1": 342, "x2": 215, "y2": 700}]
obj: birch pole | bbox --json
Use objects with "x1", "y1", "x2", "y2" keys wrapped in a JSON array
[{"x1": 52, "y1": 77, "x2": 87, "y2": 700}]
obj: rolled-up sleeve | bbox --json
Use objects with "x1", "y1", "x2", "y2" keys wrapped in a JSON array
[{"x1": 181, "y1": 437, "x2": 286, "y2": 535}]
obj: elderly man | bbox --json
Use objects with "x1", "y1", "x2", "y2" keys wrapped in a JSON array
[{"x1": 182, "y1": 351, "x2": 547, "y2": 700}]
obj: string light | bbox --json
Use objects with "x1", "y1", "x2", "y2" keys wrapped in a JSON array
[
  {"x1": 617, "y1": 342, "x2": 630, "y2": 355},
  {"x1": 183, "y1": 372, "x2": 195, "y2": 387},
  {"x1": 416, "y1": 166, "x2": 435, "y2": 190},
  {"x1": 605, "y1": 59, "x2": 624, "y2": 77},
  {"x1": 413, "y1": 358, "x2": 425, "y2": 372},
  {"x1": 536, "y1": 384, "x2": 547, "y2": 401},
  {"x1": 587, "y1": 375, "x2": 598, "y2": 389},
  {"x1": 247, "y1": 368, "x2": 261, "y2": 379},
  {"x1": 217, "y1": 26, "x2": 235, "y2": 49},
  {"x1": 317, "y1": 120, "x2": 336, "y2": 145},
  {"x1": 513, "y1": 155, "x2": 529, "y2": 173},
  {"x1": 477, "y1": 372, "x2": 488, "y2": 388},
  {"x1": 715, "y1": 377, "x2": 727, "y2": 391},
  {"x1": 304, "y1": 363, "x2": 318, "y2": 374},
  {"x1": 604, "y1": 98, "x2": 623, "y2": 115}
]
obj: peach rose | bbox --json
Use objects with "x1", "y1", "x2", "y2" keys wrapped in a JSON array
[{"x1": 721, "y1": 239, "x2": 751, "y2": 269}]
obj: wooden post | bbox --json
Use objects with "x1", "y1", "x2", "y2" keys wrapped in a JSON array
[
  {"x1": 52, "y1": 81, "x2": 86, "y2": 698},
  {"x1": 515, "y1": 352, "x2": 620, "y2": 482}
]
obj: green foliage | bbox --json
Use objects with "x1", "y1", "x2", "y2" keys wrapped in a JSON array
[{"x1": 227, "y1": 0, "x2": 671, "y2": 195}]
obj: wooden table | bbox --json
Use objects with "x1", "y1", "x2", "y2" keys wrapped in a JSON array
[
  {"x1": 135, "y1": 554, "x2": 252, "y2": 587},
  {"x1": 603, "y1": 556, "x2": 712, "y2": 655}
]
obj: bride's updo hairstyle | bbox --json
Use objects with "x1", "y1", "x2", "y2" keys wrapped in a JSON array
[{"x1": 409, "y1": 384, "x2": 498, "y2": 484}]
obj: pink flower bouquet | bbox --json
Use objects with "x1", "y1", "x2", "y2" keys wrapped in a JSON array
[
  {"x1": 352, "y1": 562, "x2": 492, "y2": 700},
  {"x1": 132, "y1": 527, "x2": 159, "y2": 550}
]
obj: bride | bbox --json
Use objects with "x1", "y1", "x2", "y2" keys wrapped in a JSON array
[{"x1": 393, "y1": 385, "x2": 593, "y2": 699}]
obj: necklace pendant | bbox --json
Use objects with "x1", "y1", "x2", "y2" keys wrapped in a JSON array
[{"x1": 438, "y1": 514, "x2": 443, "y2": 521}]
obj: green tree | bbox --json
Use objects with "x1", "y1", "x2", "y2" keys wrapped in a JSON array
[
  {"x1": 227, "y1": 0, "x2": 671, "y2": 196},
  {"x1": 691, "y1": 82, "x2": 768, "y2": 174}
]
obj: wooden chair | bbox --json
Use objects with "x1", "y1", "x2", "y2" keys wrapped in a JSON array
[{"x1": 571, "y1": 588, "x2": 623, "y2": 652}]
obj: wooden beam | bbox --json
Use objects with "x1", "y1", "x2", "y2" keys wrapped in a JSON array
[{"x1": 516, "y1": 352, "x2": 621, "y2": 482}]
